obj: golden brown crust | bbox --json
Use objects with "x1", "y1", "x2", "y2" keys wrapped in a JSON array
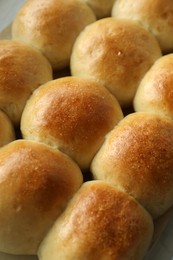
[
  {"x1": 70, "y1": 18, "x2": 162, "y2": 106},
  {"x1": 12, "y1": 0, "x2": 96, "y2": 70},
  {"x1": 21, "y1": 76, "x2": 123, "y2": 170},
  {"x1": 0, "y1": 40, "x2": 52, "y2": 125},
  {"x1": 112, "y1": 0, "x2": 173, "y2": 53},
  {"x1": 91, "y1": 112, "x2": 173, "y2": 218},
  {"x1": 0, "y1": 139, "x2": 83, "y2": 255},
  {"x1": 134, "y1": 54, "x2": 173, "y2": 119},
  {"x1": 0, "y1": 110, "x2": 15, "y2": 146},
  {"x1": 38, "y1": 181, "x2": 153, "y2": 260}
]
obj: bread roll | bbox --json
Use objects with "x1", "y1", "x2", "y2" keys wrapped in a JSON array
[
  {"x1": 134, "y1": 54, "x2": 173, "y2": 119},
  {"x1": 83, "y1": 0, "x2": 115, "y2": 19},
  {"x1": 38, "y1": 180, "x2": 153, "y2": 260},
  {"x1": 12, "y1": 0, "x2": 96, "y2": 70},
  {"x1": 0, "y1": 139, "x2": 83, "y2": 255},
  {"x1": 112, "y1": 0, "x2": 173, "y2": 54},
  {"x1": 0, "y1": 110, "x2": 15, "y2": 146},
  {"x1": 0, "y1": 40, "x2": 52, "y2": 125},
  {"x1": 21, "y1": 76, "x2": 123, "y2": 171},
  {"x1": 91, "y1": 112, "x2": 173, "y2": 219},
  {"x1": 70, "y1": 18, "x2": 162, "y2": 107}
]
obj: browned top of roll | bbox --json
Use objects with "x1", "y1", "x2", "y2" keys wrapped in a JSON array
[
  {"x1": 12, "y1": 0, "x2": 96, "y2": 70},
  {"x1": 70, "y1": 18, "x2": 162, "y2": 106},
  {"x1": 0, "y1": 40, "x2": 52, "y2": 125},
  {"x1": 21, "y1": 76, "x2": 123, "y2": 170},
  {"x1": 91, "y1": 112, "x2": 173, "y2": 218},
  {"x1": 38, "y1": 180, "x2": 153, "y2": 260},
  {"x1": 134, "y1": 54, "x2": 173, "y2": 119},
  {"x1": 112, "y1": 0, "x2": 173, "y2": 53},
  {"x1": 0, "y1": 139, "x2": 83, "y2": 255}
]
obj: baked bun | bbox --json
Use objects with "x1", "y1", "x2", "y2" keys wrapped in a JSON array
[
  {"x1": 38, "y1": 180, "x2": 153, "y2": 260},
  {"x1": 12, "y1": 0, "x2": 96, "y2": 70},
  {"x1": 70, "y1": 18, "x2": 162, "y2": 107},
  {"x1": 0, "y1": 139, "x2": 83, "y2": 255},
  {"x1": 21, "y1": 76, "x2": 123, "y2": 171},
  {"x1": 0, "y1": 40, "x2": 52, "y2": 125},
  {"x1": 0, "y1": 110, "x2": 15, "y2": 146},
  {"x1": 83, "y1": 0, "x2": 115, "y2": 19},
  {"x1": 134, "y1": 54, "x2": 173, "y2": 119},
  {"x1": 112, "y1": 0, "x2": 173, "y2": 54},
  {"x1": 91, "y1": 112, "x2": 173, "y2": 219}
]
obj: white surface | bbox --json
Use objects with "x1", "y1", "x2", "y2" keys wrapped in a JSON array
[
  {"x1": 0, "y1": 0, "x2": 25, "y2": 32},
  {"x1": 0, "y1": 0, "x2": 173, "y2": 259},
  {"x1": 146, "y1": 219, "x2": 173, "y2": 260}
]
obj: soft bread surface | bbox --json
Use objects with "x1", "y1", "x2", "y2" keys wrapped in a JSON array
[
  {"x1": 91, "y1": 112, "x2": 173, "y2": 218},
  {"x1": 134, "y1": 54, "x2": 173, "y2": 119},
  {"x1": 70, "y1": 18, "x2": 162, "y2": 106},
  {"x1": 0, "y1": 110, "x2": 15, "y2": 147},
  {"x1": 112, "y1": 0, "x2": 173, "y2": 53},
  {"x1": 0, "y1": 139, "x2": 83, "y2": 255},
  {"x1": 12, "y1": 0, "x2": 96, "y2": 70},
  {"x1": 21, "y1": 76, "x2": 123, "y2": 170},
  {"x1": 83, "y1": 0, "x2": 115, "y2": 19},
  {"x1": 38, "y1": 180, "x2": 153, "y2": 260},
  {"x1": 0, "y1": 40, "x2": 52, "y2": 125}
]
